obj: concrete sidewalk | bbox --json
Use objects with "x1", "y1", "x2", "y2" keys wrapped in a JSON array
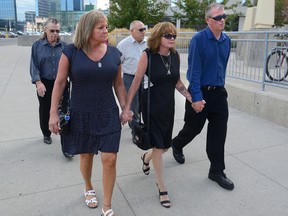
[{"x1": 0, "y1": 41, "x2": 288, "y2": 216}]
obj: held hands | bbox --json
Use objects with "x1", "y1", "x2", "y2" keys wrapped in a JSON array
[
  {"x1": 36, "y1": 82, "x2": 46, "y2": 97},
  {"x1": 49, "y1": 113, "x2": 61, "y2": 135},
  {"x1": 192, "y1": 100, "x2": 206, "y2": 113},
  {"x1": 120, "y1": 109, "x2": 133, "y2": 125}
]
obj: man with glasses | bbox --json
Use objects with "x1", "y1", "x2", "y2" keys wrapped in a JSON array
[
  {"x1": 117, "y1": 20, "x2": 147, "y2": 143},
  {"x1": 171, "y1": 3, "x2": 234, "y2": 190},
  {"x1": 30, "y1": 18, "x2": 72, "y2": 158}
]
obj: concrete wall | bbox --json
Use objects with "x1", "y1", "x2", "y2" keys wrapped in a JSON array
[
  {"x1": 226, "y1": 81, "x2": 288, "y2": 128},
  {"x1": 18, "y1": 35, "x2": 74, "y2": 46}
]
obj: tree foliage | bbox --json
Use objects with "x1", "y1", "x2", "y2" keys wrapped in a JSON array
[
  {"x1": 171, "y1": 0, "x2": 241, "y2": 30},
  {"x1": 274, "y1": 0, "x2": 288, "y2": 27},
  {"x1": 108, "y1": 0, "x2": 169, "y2": 30}
]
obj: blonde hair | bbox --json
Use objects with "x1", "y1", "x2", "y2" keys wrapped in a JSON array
[
  {"x1": 147, "y1": 22, "x2": 177, "y2": 54},
  {"x1": 73, "y1": 10, "x2": 107, "y2": 53}
]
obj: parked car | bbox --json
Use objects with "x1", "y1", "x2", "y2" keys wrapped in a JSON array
[{"x1": 8, "y1": 32, "x2": 18, "y2": 38}]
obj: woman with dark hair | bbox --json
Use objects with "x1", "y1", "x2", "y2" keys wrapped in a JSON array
[
  {"x1": 121, "y1": 22, "x2": 192, "y2": 208},
  {"x1": 49, "y1": 10, "x2": 129, "y2": 216}
]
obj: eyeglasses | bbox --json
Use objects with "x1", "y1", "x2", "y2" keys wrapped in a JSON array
[
  {"x1": 162, "y1": 34, "x2": 177, "y2": 40},
  {"x1": 210, "y1": 14, "x2": 226, "y2": 21},
  {"x1": 138, "y1": 28, "x2": 146, "y2": 32},
  {"x1": 49, "y1": 29, "x2": 60, "y2": 33}
]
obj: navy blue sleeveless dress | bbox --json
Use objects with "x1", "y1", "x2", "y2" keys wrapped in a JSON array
[{"x1": 61, "y1": 44, "x2": 122, "y2": 155}]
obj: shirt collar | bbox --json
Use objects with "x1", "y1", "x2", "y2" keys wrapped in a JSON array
[
  {"x1": 205, "y1": 26, "x2": 227, "y2": 42},
  {"x1": 129, "y1": 35, "x2": 146, "y2": 45},
  {"x1": 41, "y1": 38, "x2": 63, "y2": 46}
]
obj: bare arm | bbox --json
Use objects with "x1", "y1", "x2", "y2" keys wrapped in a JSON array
[
  {"x1": 49, "y1": 54, "x2": 69, "y2": 134},
  {"x1": 121, "y1": 51, "x2": 148, "y2": 123},
  {"x1": 175, "y1": 79, "x2": 192, "y2": 103},
  {"x1": 113, "y1": 64, "x2": 126, "y2": 111}
]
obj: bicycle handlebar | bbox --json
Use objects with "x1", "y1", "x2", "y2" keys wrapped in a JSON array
[{"x1": 273, "y1": 33, "x2": 288, "y2": 38}]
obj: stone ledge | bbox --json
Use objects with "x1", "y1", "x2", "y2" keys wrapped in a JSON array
[{"x1": 226, "y1": 80, "x2": 288, "y2": 128}]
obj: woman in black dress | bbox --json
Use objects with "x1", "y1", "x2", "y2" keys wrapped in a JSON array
[
  {"x1": 121, "y1": 22, "x2": 192, "y2": 208},
  {"x1": 49, "y1": 10, "x2": 130, "y2": 216}
]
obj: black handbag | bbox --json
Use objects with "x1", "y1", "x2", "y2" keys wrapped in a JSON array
[
  {"x1": 133, "y1": 52, "x2": 152, "y2": 150},
  {"x1": 57, "y1": 46, "x2": 76, "y2": 134}
]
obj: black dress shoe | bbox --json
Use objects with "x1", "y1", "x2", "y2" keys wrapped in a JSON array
[
  {"x1": 63, "y1": 152, "x2": 74, "y2": 158},
  {"x1": 208, "y1": 172, "x2": 234, "y2": 190},
  {"x1": 43, "y1": 136, "x2": 52, "y2": 144},
  {"x1": 172, "y1": 144, "x2": 185, "y2": 164}
]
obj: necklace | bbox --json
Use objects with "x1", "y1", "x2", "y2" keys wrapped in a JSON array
[
  {"x1": 158, "y1": 52, "x2": 171, "y2": 75},
  {"x1": 98, "y1": 61, "x2": 102, "y2": 68}
]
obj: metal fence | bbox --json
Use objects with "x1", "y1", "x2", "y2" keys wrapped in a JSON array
[{"x1": 111, "y1": 30, "x2": 288, "y2": 91}]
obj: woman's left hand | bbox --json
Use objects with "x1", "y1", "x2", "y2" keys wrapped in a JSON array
[{"x1": 120, "y1": 109, "x2": 133, "y2": 125}]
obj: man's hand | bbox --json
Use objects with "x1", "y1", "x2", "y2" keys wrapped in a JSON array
[
  {"x1": 192, "y1": 100, "x2": 206, "y2": 113},
  {"x1": 36, "y1": 81, "x2": 46, "y2": 97}
]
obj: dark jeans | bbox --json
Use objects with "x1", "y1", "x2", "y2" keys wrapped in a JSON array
[
  {"x1": 37, "y1": 78, "x2": 54, "y2": 137},
  {"x1": 173, "y1": 87, "x2": 229, "y2": 172},
  {"x1": 123, "y1": 74, "x2": 139, "y2": 132}
]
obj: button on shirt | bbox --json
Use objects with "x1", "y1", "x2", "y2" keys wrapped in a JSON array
[
  {"x1": 117, "y1": 35, "x2": 147, "y2": 75},
  {"x1": 186, "y1": 26, "x2": 231, "y2": 102},
  {"x1": 30, "y1": 38, "x2": 66, "y2": 83}
]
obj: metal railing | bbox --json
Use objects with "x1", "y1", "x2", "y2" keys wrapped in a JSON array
[{"x1": 111, "y1": 31, "x2": 288, "y2": 91}]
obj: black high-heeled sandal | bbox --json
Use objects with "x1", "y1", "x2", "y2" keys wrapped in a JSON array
[
  {"x1": 156, "y1": 184, "x2": 171, "y2": 208},
  {"x1": 141, "y1": 152, "x2": 150, "y2": 175}
]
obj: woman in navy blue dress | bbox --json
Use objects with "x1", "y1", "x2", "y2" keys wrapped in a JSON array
[{"x1": 49, "y1": 10, "x2": 130, "y2": 216}]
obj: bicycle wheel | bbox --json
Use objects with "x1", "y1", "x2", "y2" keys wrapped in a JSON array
[{"x1": 266, "y1": 50, "x2": 288, "y2": 81}]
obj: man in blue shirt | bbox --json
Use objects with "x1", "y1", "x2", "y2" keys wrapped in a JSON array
[
  {"x1": 30, "y1": 18, "x2": 72, "y2": 158},
  {"x1": 171, "y1": 3, "x2": 234, "y2": 190}
]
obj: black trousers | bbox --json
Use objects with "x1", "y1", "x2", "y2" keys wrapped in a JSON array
[
  {"x1": 172, "y1": 87, "x2": 229, "y2": 172},
  {"x1": 37, "y1": 78, "x2": 54, "y2": 137}
]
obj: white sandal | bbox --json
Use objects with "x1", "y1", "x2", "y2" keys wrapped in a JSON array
[
  {"x1": 84, "y1": 189, "x2": 98, "y2": 208},
  {"x1": 101, "y1": 208, "x2": 114, "y2": 216}
]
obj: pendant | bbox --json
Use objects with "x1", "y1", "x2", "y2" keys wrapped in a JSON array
[
  {"x1": 98, "y1": 62, "x2": 102, "y2": 68},
  {"x1": 167, "y1": 70, "x2": 171, "y2": 75}
]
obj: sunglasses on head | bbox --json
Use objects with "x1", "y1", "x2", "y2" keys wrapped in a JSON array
[
  {"x1": 162, "y1": 33, "x2": 177, "y2": 40},
  {"x1": 210, "y1": 14, "x2": 227, "y2": 21},
  {"x1": 138, "y1": 28, "x2": 146, "y2": 32},
  {"x1": 49, "y1": 29, "x2": 60, "y2": 33}
]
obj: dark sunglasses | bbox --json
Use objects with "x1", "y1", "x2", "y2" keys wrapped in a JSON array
[
  {"x1": 49, "y1": 29, "x2": 60, "y2": 33},
  {"x1": 210, "y1": 14, "x2": 227, "y2": 21},
  {"x1": 162, "y1": 33, "x2": 177, "y2": 40},
  {"x1": 138, "y1": 28, "x2": 146, "y2": 32}
]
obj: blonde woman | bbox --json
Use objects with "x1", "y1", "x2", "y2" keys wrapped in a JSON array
[{"x1": 49, "y1": 10, "x2": 130, "y2": 216}]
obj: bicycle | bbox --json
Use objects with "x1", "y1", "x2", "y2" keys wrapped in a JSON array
[{"x1": 266, "y1": 33, "x2": 288, "y2": 81}]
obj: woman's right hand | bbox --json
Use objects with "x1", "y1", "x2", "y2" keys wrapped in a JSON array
[{"x1": 49, "y1": 113, "x2": 60, "y2": 135}]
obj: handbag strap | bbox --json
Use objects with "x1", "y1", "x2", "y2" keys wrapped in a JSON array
[{"x1": 138, "y1": 50, "x2": 151, "y2": 138}]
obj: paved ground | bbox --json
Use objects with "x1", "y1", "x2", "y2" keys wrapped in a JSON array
[{"x1": 0, "y1": 39, "x2": 288, "y2": 216}]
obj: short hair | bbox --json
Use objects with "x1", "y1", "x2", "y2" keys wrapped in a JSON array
[
  {"x1": 42, "y1": 17, "x2": 59, "y2": 39},
  {"x1": 205, "y1": 3, "x2": 224, "y2": 18},
  {"x1": 147, "y1": 22, "x2": 177, "y2": 54},
  {"x1": 73, "y1": 10, "x2": 107, "y2": 53},
  {"x1": 129, "y1": 20, "x2": 142, "y2": 30}
]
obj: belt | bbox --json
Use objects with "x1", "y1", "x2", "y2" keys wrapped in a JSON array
[
  {"x1": 123, "y1": 73, "x2": 134, "y2": 77},
  {"x1": 201, "y1": 86, "x2": 224, "y2": 90}
]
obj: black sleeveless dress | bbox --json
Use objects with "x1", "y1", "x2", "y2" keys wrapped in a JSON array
[
  {"x1": 141, "y1": 48, "x2": 180, "y2": 149},
  {"x1": 60, "y1": 44, "x2": 122, "y2": 155}
]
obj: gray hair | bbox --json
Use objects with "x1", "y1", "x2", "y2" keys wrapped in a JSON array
[
  {"x1": 129, "y1": 20, "x2": 142, "y2": 30},
  {"x1": 42, "y1": 17, "x2": 60, "y2": 39},
  {"x1": 205, "y1": 3, "x2": 224, "y2": 18}
]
